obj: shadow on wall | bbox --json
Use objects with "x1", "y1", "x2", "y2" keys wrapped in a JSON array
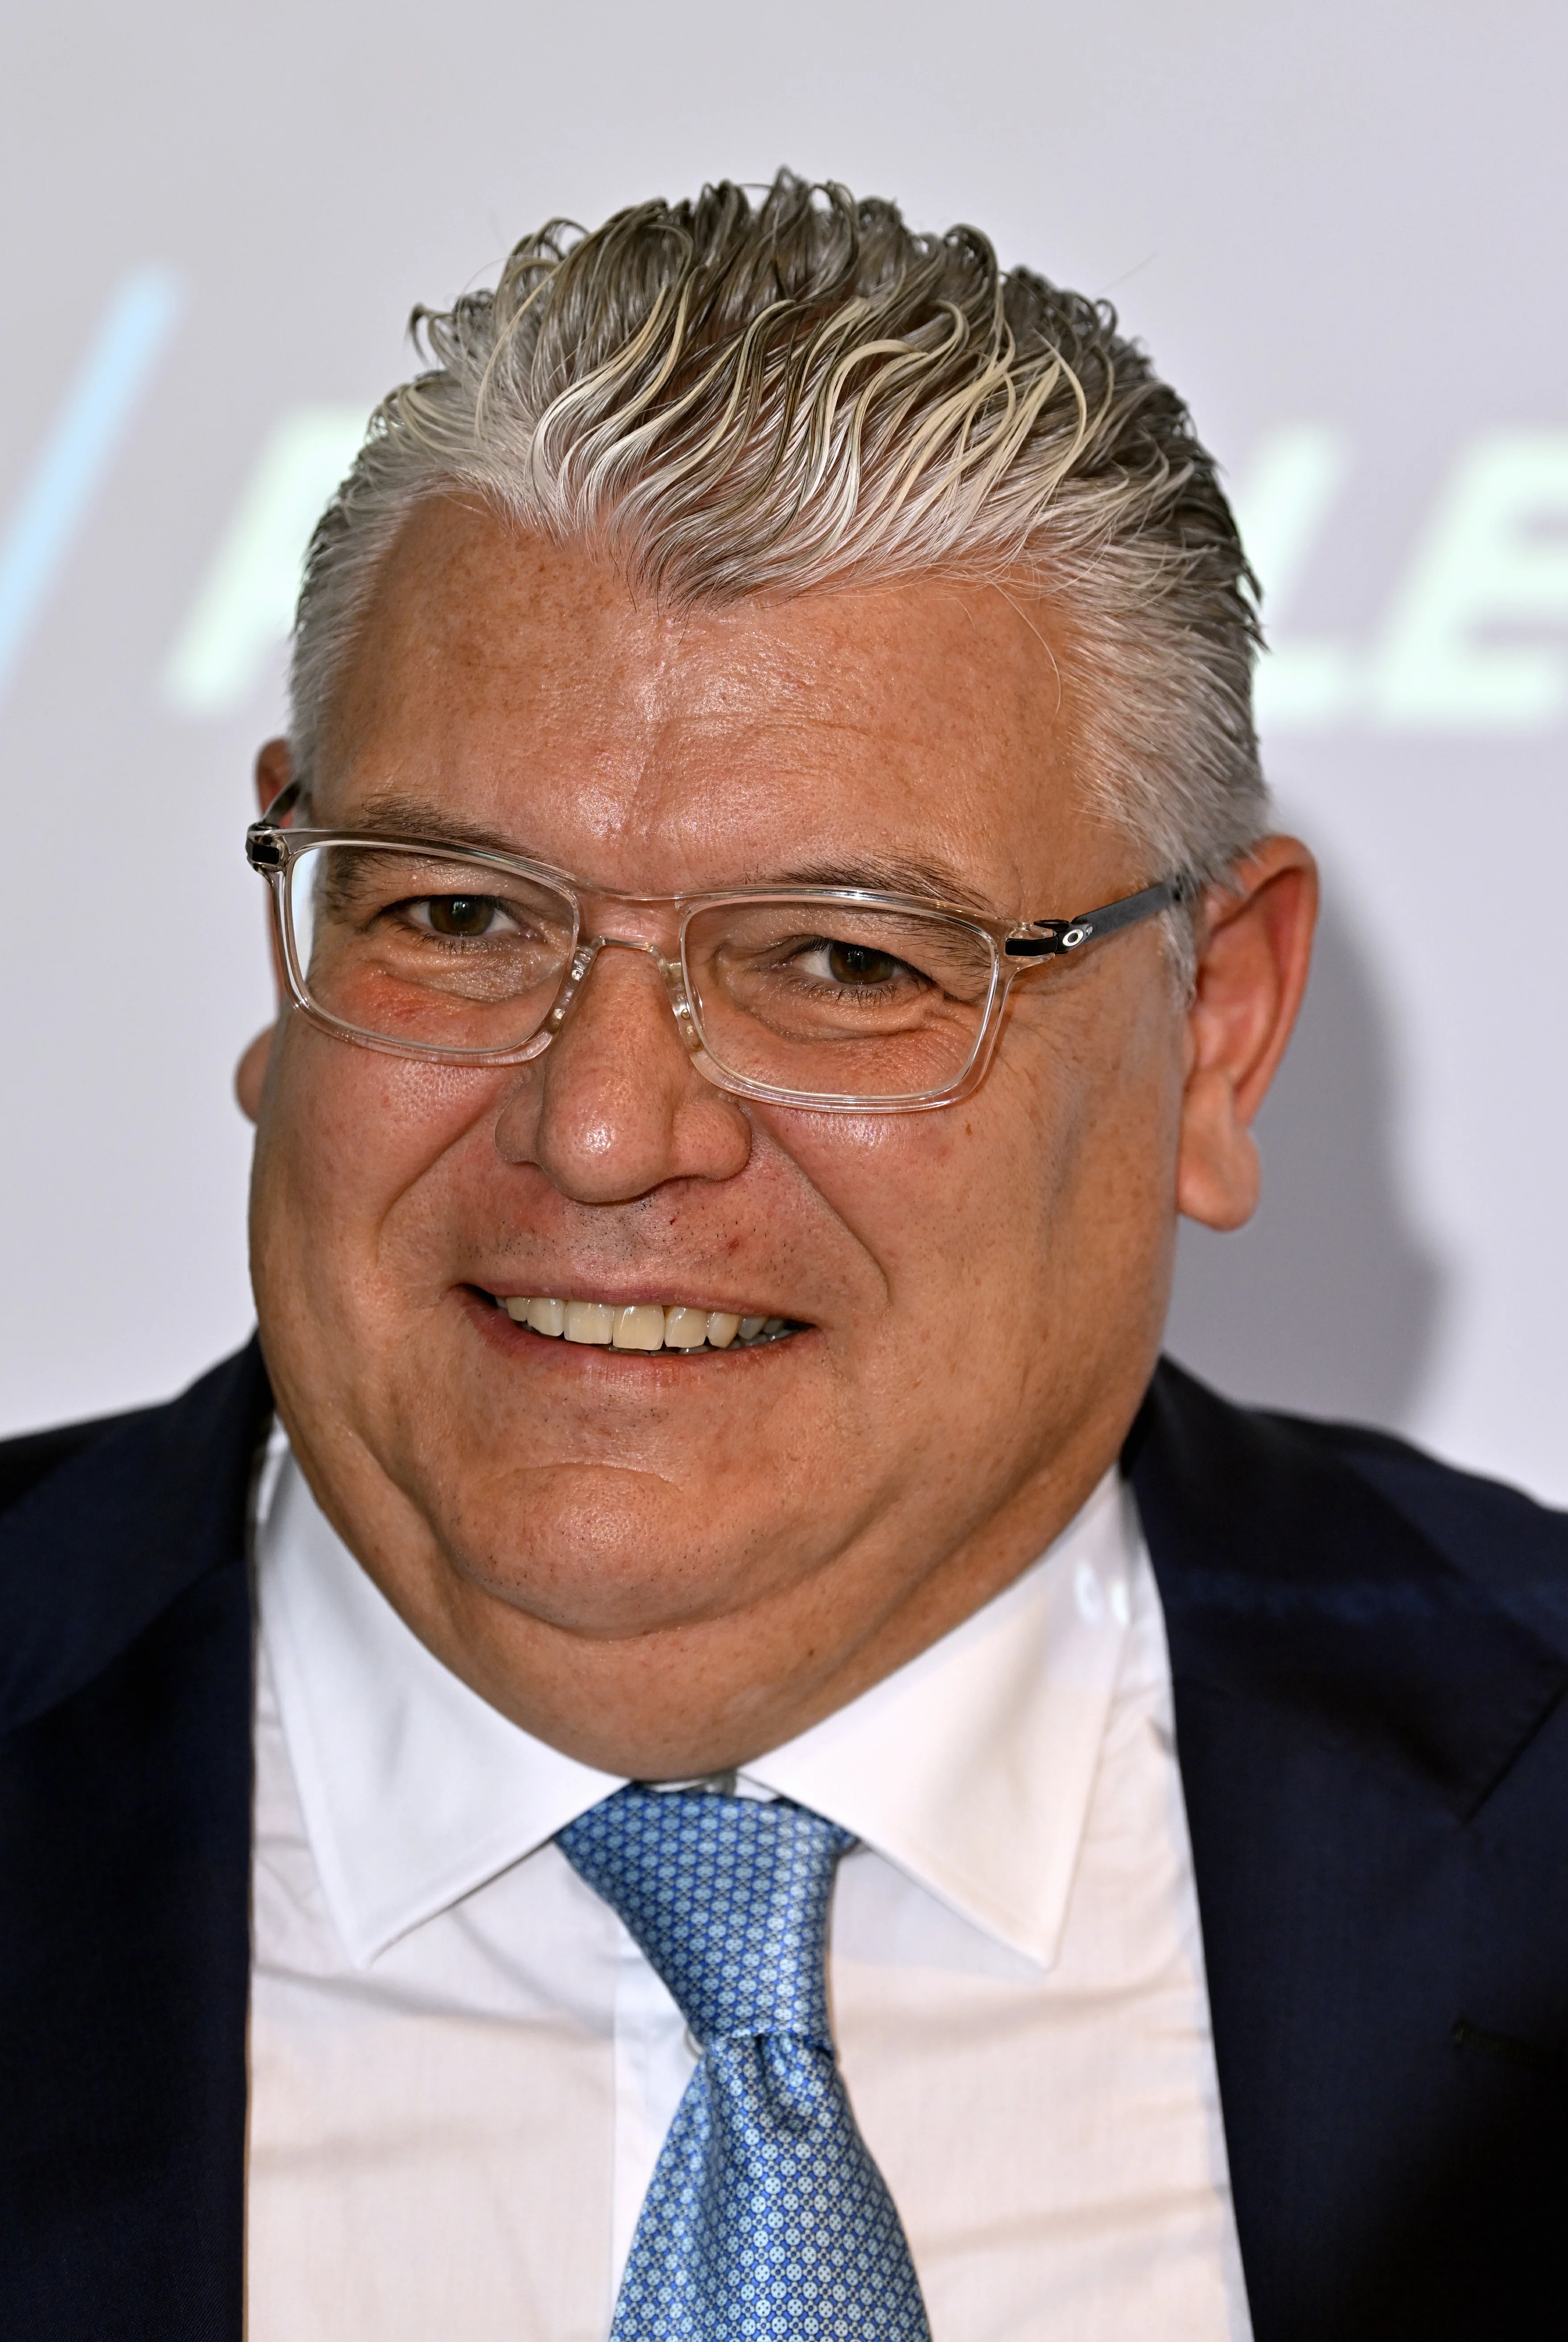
[{"x1": 1164, "y1": 894, "x2": 1447, "y2": 1431}]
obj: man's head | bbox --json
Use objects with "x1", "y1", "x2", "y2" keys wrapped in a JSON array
[{"x1": 239, "y1": 175, "x2": 1315, "y2": 1775}]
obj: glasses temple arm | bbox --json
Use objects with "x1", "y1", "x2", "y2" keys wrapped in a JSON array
[{"x1": 1003, "y1": 876, "x2": 1190, "y2": 960}]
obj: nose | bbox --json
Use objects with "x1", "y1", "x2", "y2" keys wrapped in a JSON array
[{"x1": 494, "y1": 937, "x2": 752, "y2": 1203}]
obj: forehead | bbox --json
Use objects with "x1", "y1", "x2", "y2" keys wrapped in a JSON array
[{"x1": 318, "y1": 497, "x2": 1095, "y2": 902}]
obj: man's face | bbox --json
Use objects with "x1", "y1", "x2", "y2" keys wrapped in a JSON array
[{"x1": 248, "y1": 500, "x2": 1194, "y2": 1772}]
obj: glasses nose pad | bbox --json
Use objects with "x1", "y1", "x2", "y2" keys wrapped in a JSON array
[
  {"x1": 539, "y1": 939, "x2": 599, "y2": 1039},
  {"x1": 655, "y1": 947, "x2": 706, "y2": 1058},
  {"x1": 542, "y1": 935, "x2": 705, "y2": 1057}
]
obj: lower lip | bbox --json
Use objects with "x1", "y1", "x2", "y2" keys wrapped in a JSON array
[{"x1": 461, "y1": 1288, "x2": 808, "y2": 1368}]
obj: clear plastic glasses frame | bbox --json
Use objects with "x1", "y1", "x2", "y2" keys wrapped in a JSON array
[{"x1": 246, "y1": 781, "x2": 1186, "y2": 1113}]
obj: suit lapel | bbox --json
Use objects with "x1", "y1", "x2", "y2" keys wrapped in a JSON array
[
  {"x1": 0, "y1": 1342, "x2": 269, "y2": 2342},
  {"x1": 1130, "y1": 1359, "x2": 1567, "y2": 2341}
]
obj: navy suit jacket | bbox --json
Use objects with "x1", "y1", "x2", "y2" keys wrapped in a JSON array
[{"x1": 2, "y1": 1340, "x2": 1566, "y2": 2338}]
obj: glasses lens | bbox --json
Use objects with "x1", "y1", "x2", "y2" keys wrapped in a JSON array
[
  {"x1": 684, "y1": 900, "x2": 998, "y2": 1101},
  {"x1": 287, "y1": 843, "x2": 577, "y2": 1054}
]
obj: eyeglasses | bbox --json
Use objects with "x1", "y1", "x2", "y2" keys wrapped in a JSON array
[{"x1": 246, "y1": 782, "x2": 1186, "y2": 1113}]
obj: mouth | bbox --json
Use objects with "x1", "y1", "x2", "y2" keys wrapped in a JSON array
[{"x1": 475, "y1": 1290, "x2": 807, "y2": 1353}]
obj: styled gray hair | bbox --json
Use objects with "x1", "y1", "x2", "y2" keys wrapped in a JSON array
[{"x1": 290, "y1": 173, "x2": 1266, "y2": 915}]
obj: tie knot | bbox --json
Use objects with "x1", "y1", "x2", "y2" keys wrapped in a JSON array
[{"x1": 558, "y1": 1786, "x2": 853, "y2": 2048}]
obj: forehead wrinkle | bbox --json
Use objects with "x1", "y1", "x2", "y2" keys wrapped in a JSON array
[{"x1": 303, "y1": 788, "x2": 1022, "y2": 915}]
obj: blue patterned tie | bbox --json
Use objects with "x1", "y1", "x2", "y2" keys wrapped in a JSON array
[{"x1": 557, "y1": 1785, "x2": 932, "y2": 2341}]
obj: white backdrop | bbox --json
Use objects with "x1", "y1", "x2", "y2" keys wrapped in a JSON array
[{"x1": 1, "y1": 0, "x2": 1564, "y2": 1502}]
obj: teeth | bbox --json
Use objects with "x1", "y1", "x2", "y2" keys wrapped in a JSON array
[
  {"x1": 662, "y1": 1307, "x2": 710, "y2": 1350},
  {"x1": 497, "y1": 1297, "x2": 794, "y2": 1352},
  {"x1": 612, "y1": 1304, "x2": 665, "y2": 1351}
]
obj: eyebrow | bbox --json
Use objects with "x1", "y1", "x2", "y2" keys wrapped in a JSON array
[
  {"x1": 770, "y1": 857, "x2": 1005, "y2": 918},
  {"x1": 339, "y1": 792, "x2": 547, "y2": 863},
  {"x1": 334, "y1": 791, "x2": 1012, "y2": 919}
]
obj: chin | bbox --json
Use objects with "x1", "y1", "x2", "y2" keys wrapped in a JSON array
[{"x1": 407, "y1": 1454, "x2": 812, "y2": 1641}]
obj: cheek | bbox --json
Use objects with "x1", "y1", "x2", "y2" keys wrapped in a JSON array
[
  {"x1": 752, "y1": 1108, "x2": 985, "y2": 1295},
  {"x1": 761, "y1": 1041, "x2": 1095, "y2": 1314},
  {"x1": 767, "y1": 974, "x2": 1181, "y2": 1380},
  {"x1": 251, "y1": 1024, "x2": 502, "y2": 1301},
  {"x1": 999, "y1": 971, "x2": 1187, "y2": 1365}
]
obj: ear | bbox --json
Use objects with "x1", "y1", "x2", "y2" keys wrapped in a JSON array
[
  {"x1": 235, "y1": 1026, "x2": 272, "y2": 1122},
  {"x1": 255, "y1": 734, "x2": 292, "y2": 814},
  {"x1": 1176, "y1": 836, "x2": 1319, "y2": 1232},
  {"x1": 235, "y1": 737, "x2": 295, "y2": 1125}
]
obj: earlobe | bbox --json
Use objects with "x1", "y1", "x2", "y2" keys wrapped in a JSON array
[
  {"x1": 236, "y1": 1026, "x2": 273, "y2": 1124},
  {"x1": 1176, "y1": 1067, "x2": 1263, "y2": 1230},
  {"x1": 1174, "y1": 837, "x2": 1318, "y2": 1233}
]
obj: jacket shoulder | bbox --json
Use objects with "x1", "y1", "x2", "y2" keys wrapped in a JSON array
[
  {"x1": 1287, "y1": 1405, "x2": 1567, "y2": 1550},
  {"x1": 1140, "y1": 1355, "x2": 1568, "y2": 1603},
  {"x1": 0, "y1": 1405, "x2": 160, "y2": 1519},
  {"x1": 1134, "y1": 1379, "x2": 1568, "y2": 2336},
  {"x1": 1258, "y1": 1393, "x2": 1568, "y2": 1650},
  {"x1": 1131, "y1": 1357, "x2": 1568, "y2": 1809},
  {"x1": 0, "y1": 1361, "x2": 260, "y2": 2330},
  {"x1": 0, "y1": 1341, "x2": 272, "y2": 1736}
]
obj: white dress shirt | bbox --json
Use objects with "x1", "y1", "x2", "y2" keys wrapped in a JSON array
[{"x1": 248, "y1": 1441, "x2": 1252, "y2": 2341}]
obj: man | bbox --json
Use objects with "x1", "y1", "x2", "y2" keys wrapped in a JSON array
[{"x1": 3, "y1": 174, "x2": 1565, "y2": 2342}]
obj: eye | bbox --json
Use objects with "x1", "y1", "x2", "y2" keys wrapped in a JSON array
[
  {"x1": 410, "y1": 895, "x2": 510, "y2": 938},
  {"x1": 798, "y1": 939, "x2": 912, "y2": 988}
]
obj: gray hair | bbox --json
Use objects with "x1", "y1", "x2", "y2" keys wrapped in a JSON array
[{"x1": 289, "y1": 173, "x2": 1267, "y2": 929}]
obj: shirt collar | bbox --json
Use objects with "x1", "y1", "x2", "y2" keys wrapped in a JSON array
[
  {"x1": 739, "y1": 1469, "x2": 1140, "y2": 1967},
  {"x1": 258, "y1": 1451, "x2": 623, "y2": 1967},
  {"x1": 259, "y1": 1443, "x2": 1141, "y2": 1972}
]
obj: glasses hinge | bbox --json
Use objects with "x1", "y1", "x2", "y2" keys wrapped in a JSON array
[
  {"x1": 1003, "y1": 924, "x2": 1066, "y2": 959},
  {"x1": 246, "y1": 823, "x2": 287, "y2": 871},
  {"x1": 247, "y1": 778, "x2": 305, "y2": 868}
]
